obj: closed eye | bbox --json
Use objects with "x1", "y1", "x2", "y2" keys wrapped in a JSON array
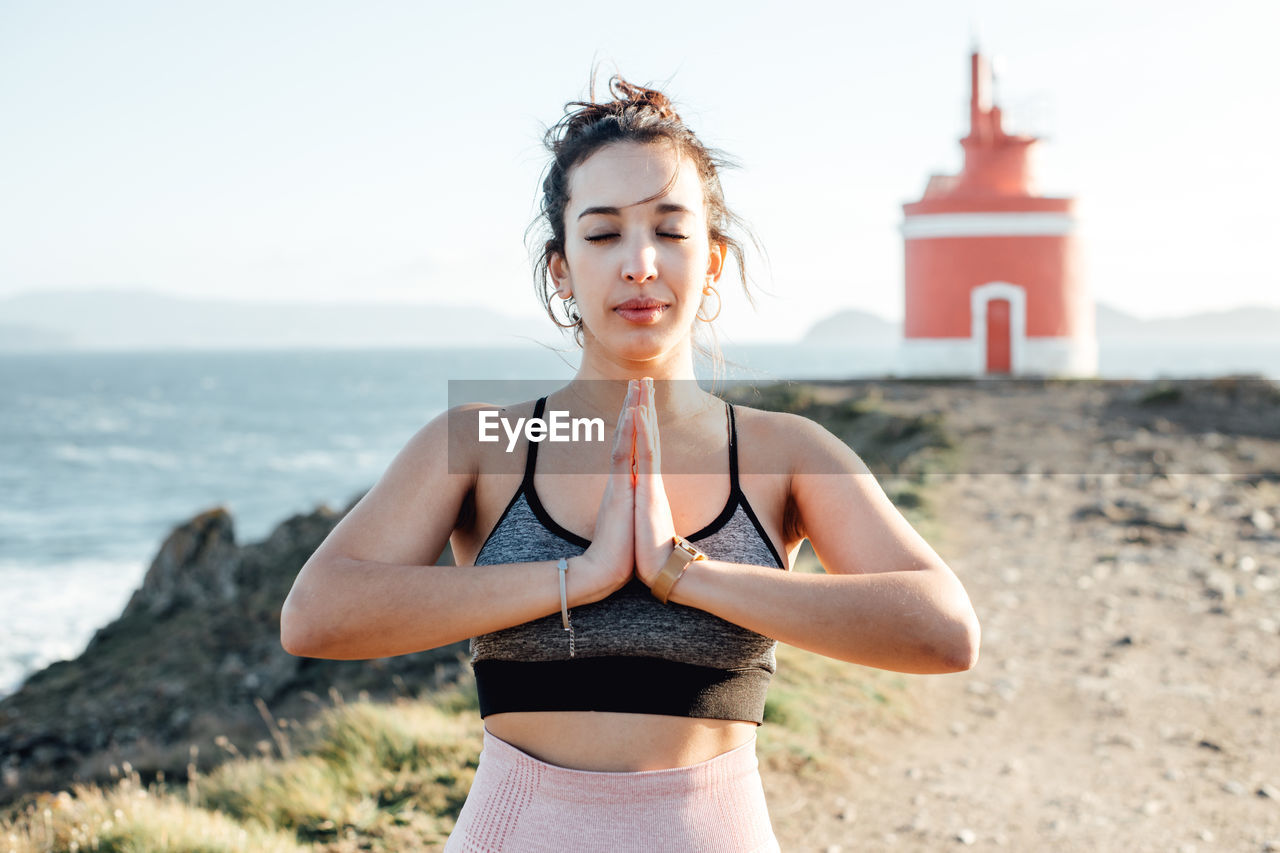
[{"x1": 584, "y1": 232, "x2": 688, "y2": 243}]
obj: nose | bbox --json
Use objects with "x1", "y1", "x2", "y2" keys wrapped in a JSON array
[{"x1": 621, "y1": 239, "x2": 658, "y2": 284}]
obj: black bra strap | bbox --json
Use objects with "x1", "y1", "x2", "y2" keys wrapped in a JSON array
[
  {"x1": 727, "y1": 401, "x2": 739, "y2": 492},
  {"x1": 522, "y1": 396, "x2": 548, "y2": 488}
]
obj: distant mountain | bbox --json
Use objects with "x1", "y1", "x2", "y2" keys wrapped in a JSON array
[
  {"x1": 1095, "y1": 303, "x2": 1280, "y2": 341},
  {"x1": 803, "y1": 302, "x2": 1280, "y2": 344},
  {"x1": 0, "y1": 289, "x2": 551, "y2": 350},
  {"x1": 801, "y1": 309, "x2": 902, "y2": 344}
]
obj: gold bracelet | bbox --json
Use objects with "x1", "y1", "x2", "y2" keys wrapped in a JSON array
[{"x1": 650, "y1": 535, "x2": 707, "y2": 604}]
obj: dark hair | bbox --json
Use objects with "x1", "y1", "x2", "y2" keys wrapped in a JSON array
[{"x1": 530, "y1": 75, "x2": 757, "y2": 361}]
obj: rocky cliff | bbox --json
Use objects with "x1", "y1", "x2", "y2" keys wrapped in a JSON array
[{"x1": 0, "y1": 497, "x2": 467, "y2": 807}]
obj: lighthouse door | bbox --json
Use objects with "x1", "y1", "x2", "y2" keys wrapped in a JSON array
[{"x1": 985, "y1": 298, "x2": 1012, "y2": 373}]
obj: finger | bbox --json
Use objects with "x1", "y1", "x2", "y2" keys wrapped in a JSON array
[
  {"x1": 641, "y1": 377, "x2": 653, "y2": 430},
  {"x1": 642, "y1": 384, "x2": 660, "y2": 471},
  {"x1": 611, "y1": 402, "x2": 634, "y2": 474},
  {"x1": 618, "y1": 379, "x2": 638, "y2": 423},
  {"x1": 635, "y1": 403, "x2": 659, "y2": 480},
  {"x1": 650, "y1": 404, "x2": 660, "y2": 470},
  {"x1": 628, "y1": 404, "x2": 639, "y2": 489}
]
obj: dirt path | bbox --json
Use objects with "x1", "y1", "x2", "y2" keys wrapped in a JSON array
[{"x1": 767, "y1": 381, "x2": 1280, "y2": 852}]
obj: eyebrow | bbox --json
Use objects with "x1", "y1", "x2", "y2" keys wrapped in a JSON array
[{"x1": 577, "y1": 203, "x2": 692, "y2": 220}]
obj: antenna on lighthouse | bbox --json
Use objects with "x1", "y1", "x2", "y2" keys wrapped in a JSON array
[{"x1": 991, "y1": 54, "x2": 1005, "y2": 116}]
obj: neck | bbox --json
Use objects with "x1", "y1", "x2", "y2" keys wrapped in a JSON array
[{"x1": 560, "y1": 339, "x2": 715, "y2": 425}]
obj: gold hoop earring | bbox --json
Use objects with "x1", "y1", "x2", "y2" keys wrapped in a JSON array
[{"x1": 696, "y1": 284, "x2": 721, "y2": 323}]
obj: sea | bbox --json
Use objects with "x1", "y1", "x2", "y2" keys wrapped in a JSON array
[{"x1": 3, "y1": 341, "x2": 1279, "y2": 699}]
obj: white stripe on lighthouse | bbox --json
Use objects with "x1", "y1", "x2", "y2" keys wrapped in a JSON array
[{"x1": 901, "y1": 212, "x2": 1076, "y2": 239}]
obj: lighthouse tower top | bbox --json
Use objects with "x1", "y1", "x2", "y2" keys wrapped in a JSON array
[{"x1": 924, "y1": 50, "x2": 1040, "y2": 200}]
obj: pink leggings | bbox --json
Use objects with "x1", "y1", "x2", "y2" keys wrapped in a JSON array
[{"x1": 444, "y1": 727, "x2": 780, "y2": 852}]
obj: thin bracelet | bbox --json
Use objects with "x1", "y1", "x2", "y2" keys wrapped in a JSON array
[{"x1": 557, "y1": 557, "x2": 575, "y2": 658}]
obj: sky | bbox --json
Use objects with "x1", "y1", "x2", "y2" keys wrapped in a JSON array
[{"x1": 1, "y1": 0, "x2": 1276, "y2": 343}]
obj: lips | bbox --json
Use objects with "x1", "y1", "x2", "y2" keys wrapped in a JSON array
[
  {"x1": 614, "y1": 298, "x2": 668, "y2": 324},
  {"x1": 615, "y1": 298, "x2": 668, "y2": 310}
]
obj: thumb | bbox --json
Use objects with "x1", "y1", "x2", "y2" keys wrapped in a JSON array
[
  {"x1": 610, "y1": 404, "x2": 637, "y2": 493},
  {"x1": 630, "y1": 407, "x2": 638, "y2": 490}
]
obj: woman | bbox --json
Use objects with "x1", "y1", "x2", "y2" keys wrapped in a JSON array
[{"x1": 281, "y1": 76, "x2": 980, "y2": 852}]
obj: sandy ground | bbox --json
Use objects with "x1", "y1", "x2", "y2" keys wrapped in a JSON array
[{"x1": 766, "y1": 380, "x2": 1280, "y2": 852}]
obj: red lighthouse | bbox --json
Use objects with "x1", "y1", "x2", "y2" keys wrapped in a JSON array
[{"x1": 900, "y1": 50, "x2": 1095, "y2": 377}]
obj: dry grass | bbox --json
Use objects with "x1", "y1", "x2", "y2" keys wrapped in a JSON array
[
  {"x1": 1, "y1": 682, "x2": 482, "y2": 853},
  {"x1": 3, "y1": 650, "x2": 910, "y2": 852}
]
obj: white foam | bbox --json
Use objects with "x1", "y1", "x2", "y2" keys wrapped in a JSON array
[
  {"x1": 48, "y1": 444, "x2": 180, "y2": 469},
  {"x1": 0, "y1": 557, "x2": 147, "y2": 700},
  {"x1": 264, "y1": 451, "x2": 343, "y2": 472}
]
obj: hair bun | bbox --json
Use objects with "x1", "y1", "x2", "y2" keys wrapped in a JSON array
[
  {"x1": 606, "y1": 76, "x2": 681, "y2": 122},
  {"x1": 556, "y1": 74, "x2": 683, "y2": 139}
]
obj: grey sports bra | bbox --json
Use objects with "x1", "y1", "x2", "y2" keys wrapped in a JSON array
[{"x1": 468, "y1": 395, "x2": 787, "y2": 724}]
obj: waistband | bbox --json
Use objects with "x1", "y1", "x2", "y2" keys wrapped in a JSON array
[
  {"x1": 478, "y1": 727, "x2": 760, "y2": 805},
  {"x1": 473, "y1": 656, "x2": 772, "y2": 723}
]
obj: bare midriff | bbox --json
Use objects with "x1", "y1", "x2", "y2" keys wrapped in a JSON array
[{"x1": 483, "y1": 711, "x2": 758, "y2": 772}]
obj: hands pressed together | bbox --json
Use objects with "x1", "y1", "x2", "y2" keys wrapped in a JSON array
[{"x1": 574, "y1": 377, "x2": 682, "y2": 604}]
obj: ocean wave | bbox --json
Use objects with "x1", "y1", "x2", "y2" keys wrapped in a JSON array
[
  {"x1": 264, "y1": 450, "x2": 345, "y2": 472},
  {"x1": 126, "y1": 399, "x2": 179, "y2": 419},
  {"x1": 0, "y1": 557, "x2": 145, "y2": 700},
  {"x1": 50, "y1": 444, "x2": 181, "y2": 469}
]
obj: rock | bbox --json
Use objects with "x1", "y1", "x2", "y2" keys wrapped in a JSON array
[
  {"x1": 1203, "y1": 571, "x2": 1238, "y2": 603},
  {"x1": 956, "y1": 828, "x2": 977, "y2": 845},
  {"x1": 0, "y1": 501, "x2": 469, "y2": 807},
  {"x1": 122, "y1": 507, "x2": 241, "y2": 618},
  {"x1": 1251, "y1": 509, "x2": 1276, "y2": 532}
]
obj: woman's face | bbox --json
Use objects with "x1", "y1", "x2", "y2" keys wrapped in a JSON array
[{"x1": 550, "y1": 141, "x2": 724, "y2": 363}]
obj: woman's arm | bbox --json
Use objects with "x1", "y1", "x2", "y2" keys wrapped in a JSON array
[
  {"x1": 282, "y1": 554, "x2": 600, "y2": 660},
  {"x1": 666, "y1": 412, "x2": 980, "y2": 674},
  {"x1": 280, "y1": 403, "x2": 628, "y2": 660}
]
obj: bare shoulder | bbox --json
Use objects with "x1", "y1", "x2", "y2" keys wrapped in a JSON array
[
  {"x1": 439, "y1": 398, "x2": 543, "y2": 475},
  {"x1": 304, "y1": 401, "x2": 506, "y2": 569},
  {"x1": 729, "y1": 403, "x2": 868, "y2": 477}
]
